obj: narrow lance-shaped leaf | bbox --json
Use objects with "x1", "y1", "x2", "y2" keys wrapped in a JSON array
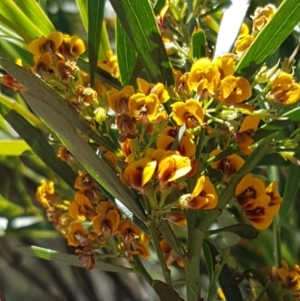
[
  {"x1": 3, "y1": 109, "x2": 77, "y2": 189},
  {"x1": 0, "y1": 0, "x2": 44, "y2": 43},
  {"x1": 87, "y1": 0, "x2": 105, "y2": 86},
  {"x1": 109, "y1": 0, "x2": 174, "y2": 85},
  {"x1": 280, "y1": 160, "x2": 300, "y2": 219},
  {"x1": 236, "y1": 0, "x2": 300, "y2": 77},
  {"x1": 17, "y1": 245, "x2": 135, "y2": 273},
  {"x1": 116, "y1": 18, "x2": 137, "y2": 86},
  {"x1": 13, "y1": 0, "x2": 55, "y2": 36}
]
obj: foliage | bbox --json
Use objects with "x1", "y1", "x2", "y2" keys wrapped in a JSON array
[{"x1": 1, "y1": 0, "x2": 300, "y2": 301}]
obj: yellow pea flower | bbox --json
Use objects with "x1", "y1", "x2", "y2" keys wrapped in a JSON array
[
  {"x1": 235, "y1": 173, "x2": 270, "y2": 210},
  {"x1": 128, "y1": 93, "x2": 160, "y2": 123},
  {"x1": 137, "y1": 78, "x2": 170, "y2": 103},
  {"x1": 214, "y1": 55, "x2": 235, "y2": 79},
  {"x1": 121, "y1": 157, "x2": 157, "y2": 192},
  {"x1": 267, "y1": 72, "x2": 300, "y2": 105},
  {"x1": 236, "y1": 115, "x2": 260, "y2": 155},
  {"x1": 209, "y1": 149, "x2": 245, "y2": 183},
  {"x1": 172, "y1": 99, "x2": 204, "y2": 129},
  {"x1": 58, "y1": 34, "x2": 85, "y2": 60},
  {"x1": 266, "y1": 181, "x2": 283, "y2": 216},
  {"x1": 252, "y1": 4, "x2": 277, "y2": 32},
  {"x1": 185, "y1": 175, "x2": 218, "y2": 210},
  {"x1": 156, "y1": 127, "x2": 196, "y2": 157},
  {"x1": 189, "y1": 58, "x2": 221, "y2": 96},
  {"x1": 29, "y1": 31, "x2": 63, "y2": 56},
  {"x1": 67, "y1": 221, "x2": 92, "y2": 247},
  {"x1": 92, "y1": 204, "x2": 120, "y2": 237},
  {"x1": 158, "y1": 154, "x2": 191, "y2": 187},
  {"x1": 36, "y1": 180, "x2": 56, "y2": 209},
  {"x1": 218, "y1": 75, "x2": 252, "y2": 105},
  {"x1": 107, "y1": 86, "x2": 135, "y2": 114},
  {"x1": 68, "y1": 192, "x2": 95, "y2": 221}
]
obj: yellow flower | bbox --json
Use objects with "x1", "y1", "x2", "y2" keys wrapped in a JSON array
[
  {"x1": 128, "y1": 93, "x2": 160, "y2": 123},
  {"x1": 137, "y1": 78, "x2": 170, "y2": 103},
  {"x1": 238, "y1": 23, "x2": 250, "y2": 39},
  {"x1": 189, "y1": 58, "x2": 220, "y2": 97},
  {"x1": 92, "y1": 201, "x2": 120, "y2": 237},
  {"x1": 218, "y1": 75, "x2": 252, "y2": 105},
  {"x1": 107, "y1": 86, "x2": 135, "y2": 114},
  {"x1": 214, "y1": 55, "x2": 235, "y2": 79},
  {"x1": 235, "y1": 34, "x2": 254, "y2": 56},
  {"x1": 236, "y1": 115, "x2": 260, "y2": 155},
  {"x1": 118, "y1": 220, "x2": 150, "y2": 259},
  {"x1": 58, "y1": 34, "x2": 85, "y2": 60},
  {"x1": 267, "y1": 72, "x2": 300, "y2": 105},
  {"x1": 185, "y1": 175, "x2": 218, "y2": 210},
  {"x1": 68, "y1": 192, "x2": 95, "y2": 221},
  {"x1": 175, "y1": 72, "x2": 191, "y2": 96},
  {"x1": 36, "y1": 180, "x2": 56, "y2": 209},
  {"x1": 156, "y1": 127, "x2": 196, "y2": 158},
  {"x1": 116, "y1": 114, "x2": 137, "y2": 142},
  {"x1": 172, "y1": 99, "x2": 204, "y2": 129},
  {"x1": 75, "y1": 85, "x2": 98, "y2": 108},
  {"x1": 32, "y1": 52, "x2": 53, "y2": 77},
  {"x1": 235, "y1": 174, "x2": 270, "y2": 210},
  {"x1": 98, "y1": 50, "x2": 119, "y2": 78},
  {"x1": 252, "y1": 4, "x2": 277, "y2": 32},
  {"x1": 74, "y1": 171, "x2": 96, "y2": 192},
  {"x1": 160, "y1": 239, "x2": 184, "y2": 267},
  {"x1": 121, "y1": 157, "x2": 157, "y2": 192},
  {"x1": 67, "y1": 221, "x2": 92, "y2": 247},
  {"x1": 277, "y1": 261, "x2": 300, "y2": 293},
  {"x1": 29, "y1": 31, "x2": 63, "y2": 56},
  {"x1": 266, "y1": 181, "x2": 283, "y2": 215},
  {"x1": 209, "y1": 149, "x2": 245, "y2": 183},
  {"x1": 158, "y1": 153, "x2": 192, "y2": 187},
  {"x1": 243, "y1": 198, "x2": 273, "y2": 230}
]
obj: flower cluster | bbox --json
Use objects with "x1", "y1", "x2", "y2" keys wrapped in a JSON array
[
  {"x1": 36, "y1": 175, "x2": 150, "y2": 270},
  {"x1": 5, "y1": 3, "x2": 299, "y2": 274}
]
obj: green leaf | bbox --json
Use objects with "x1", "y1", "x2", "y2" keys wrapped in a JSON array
[
  {"x1": 0, "y1": 59, "x2": 146, "y2": 221},
  {"x1": 0, "y1": 0, "x2": 44, "y2": 43},
  {"x1": 109, "y1": 0, "x2": 174, "y2": 85},
  {"x1": 17, "y1": 245, "x2": 135, "y2": 273},
  {"x1": 280, "y1": 160, "x2": 300, "y2": 219},
  {"x1": 75, "y1": 0, "x2": 88, "y2": 29},
  {"x1": 203, "y1": 240, "x2": 214, "y2": 283},
  {"x1": 213, "y1": 0, "x2": 250, "y2": 59},
  {"x1": 152, "y1": 280, "x2": 185, "y2": 301},
  {"x1": 4, "y1": 109, "x2": 77, "y2": 189},
  {"x1": 208, "y1": 224, "x2": 258, "y2": 239},
  {"x1": 205, "y1": 240, "x2": 244, "y2": 301},
  {"x1": 13, "y1": 0, "x2": 55, "y2": 36},
  {"x1": 157, "y1": 219, "x2": 184, "y2": 257},
  {"x1": 0, "y1": 194, "x2": 24, "y2": 217},
  {"x1": 116, "y1": 18, "x2": 137, "y2": 86},
  {"x1": 236, "y1": 0, "x2": 300, "y2": 77},
  {"x1": 0, "y1": 140, "x2": 30, "y2": 156},
  {"x1": 191, "y1": 29, "x2": 207, "y2": 60},
  {"x1": 87, "y1": 0, "x2": 105, "y2": 86}
]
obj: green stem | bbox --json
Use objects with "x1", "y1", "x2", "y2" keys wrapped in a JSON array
[
  {"x1": 184, "y1": 210, "x2": 203, "y2": 301},
  {"x1": 147, "y1": 219, "x2": 173, "y2": 288},
  {"x1": 0, "y1": 94, "x2": 48, "y2": 131}
]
